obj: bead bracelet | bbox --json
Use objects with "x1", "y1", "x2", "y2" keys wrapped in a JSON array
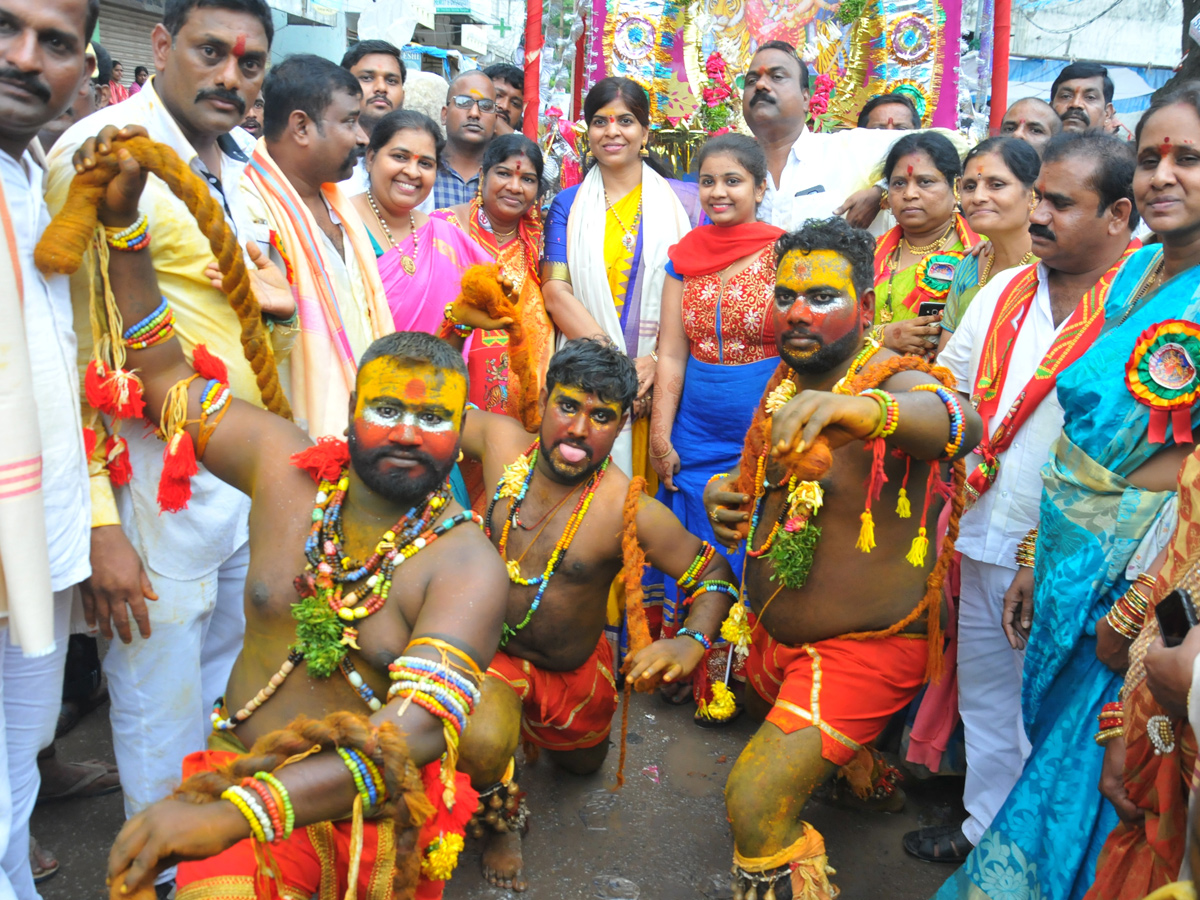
[
  {"x1": 241, "y1": 777, "x2": 283, "y2": 839},
  {"x1": 861, "y1": 389, "x2": 900, "y2": 440},
  {"x1": 677, "y1": 542, "x2": 717, "y2": 593},
  {"x1": 122, "y1": 298, "x2": 175, "y2": 349},
  {"x1": 688, "y1": 579, "x2": 739, "y2": 602},
  {"x1": 254, "y1": 771, "x2": 295, "y2": 840},
  {"x1": 222, "y1": 784, "x2": 274, "y2": 842},
  {"x1": 908, "y1": 384, "x2": 965, "y2": 457},
  {"x1": 676, "y1": 627, "x2": 712, "y2": 650},
  {"x1": 106, "y1": 212, "x2": 150, "y2": 251},
  {"x1": 337, "y1": 747, "x2": 378, "y2": 808}
]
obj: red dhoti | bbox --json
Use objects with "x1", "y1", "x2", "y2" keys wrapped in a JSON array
[
  {"x1": 486, "y1": 633, "x2": 618, "y2": 751},
  {"x1": 176, "y1": 749, "x2": 475, "y2": 900},
  {"x1": 745, "y1": 621, "x2": 928, "y2": 765}
]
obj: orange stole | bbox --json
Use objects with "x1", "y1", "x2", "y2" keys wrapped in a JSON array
[{"x1": 175, "y1": 750, "x2": 472, "y2": 900}]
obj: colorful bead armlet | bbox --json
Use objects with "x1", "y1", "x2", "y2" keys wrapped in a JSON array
[
  {"x1": 240, "y1": 777, "x2": 284, "y2": 840},
  {"x1": 106, "y1": 212, "x2": 150, "y2": 252},
  {"x1": 908, "y1": 384, "x2": 966, "y2": 458},
  {"x1": 122, "y1": 298, "x2": 174, "y2": 350},
  {"x1": 1015, "y1": 528, "x2": 1038, "y2": 568},
  {"x1": 254, "y1": 771, "x2": 295, "y2": 840},
  {"x1": 1094, "y1": 701, "x2": 1124, "y2": 746},
  {"x1": 676, "y1": 627, "x2": 712, "y2": 650},
  {"x1": 677, "y1": 542, "x2": 717, "y2": 593},
  {"x1": 861, "y1": 389, "x2": 900, "y2": 439},
  {"x1": 337, "y1": 747, "x2": 380, "y2": 809}
]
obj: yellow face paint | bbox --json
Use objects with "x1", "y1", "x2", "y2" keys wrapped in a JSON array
[
  {"x1": 776, "y1": 249, "x2": 857, "y2": 300},
  {"x1": 542, "y1": 384, "x2": 624, "y2": 473}
]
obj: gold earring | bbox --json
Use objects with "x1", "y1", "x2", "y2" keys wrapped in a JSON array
[
  {"x1": 1029, "y1": 192, "x2": 1038, "y2": 211},
  {"x1": 457, "y1": 449, "x2": 464, "y2": 462},
  {"x1": 640, "y1": 144, "x2": 649, "y2": 158},
  {"x1": 952, "y1": 180, "x2": 961, "y2": 205}
]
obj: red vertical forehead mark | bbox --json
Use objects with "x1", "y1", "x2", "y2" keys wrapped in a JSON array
[
  {"x1": 513, "y1": 158, "x2": 523, "y2": 173},
  {"x1": 404, "y1": 378, "x2": 426, "y2": 400},
  {"x1": 1018, "y1": 118, "x2": 1026, "y2": 125},
  {"x1": 232, "y1": 33, "x2": 247, "y2": 56},
  {"x1": 754, "y1": 66, "x2": 769, "y2": 77},
  {"x1": 1160, "y1": 137, "x2": 1172, "y2": 156},
  {"x1": 906, "y1": 164, "x2": 914, "y2": 176}
]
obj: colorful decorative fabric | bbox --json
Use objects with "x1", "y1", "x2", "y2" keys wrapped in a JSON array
[
  {"x1": 680, "y1": 246, "x2": 780, "y2": 365},
  {"x1": 1085, "y1": 453, "x2": 1200, "y2": 900},
  {"x1": 744, "y1": 618, "x2": 928, "y2": 766},
  {"x1": 486, "y1": 633, "x2": 618, "y2": 752},
  {"x1": 935, "y1": 244, "x2": 1200, "y2": 900}
]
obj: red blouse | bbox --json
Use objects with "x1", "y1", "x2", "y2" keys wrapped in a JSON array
[{"x1": 681, "y1": 246, "x2": 778, "y2": 365}]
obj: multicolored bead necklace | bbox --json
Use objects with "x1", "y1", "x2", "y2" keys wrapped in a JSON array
[
  {"x1": 211, "y1": 467, "x2": 482, "y2": 731},
  {"x1": 485, "y1": 441, "x2": 610, "y2": 646}
]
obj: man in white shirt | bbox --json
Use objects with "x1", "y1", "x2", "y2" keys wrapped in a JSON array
[
  {"x1": 45, "y1": 2, "x2": 277, "y2": 890},
  {"x1": 907, "y1": 132, "x2": 1138, "y2": 863},
  {"x1": 0, "y1": 0, "x2": 94, "y2": 894},
  {"x1": 741, "y1": 41, "x2": 900, "y2": 233}
]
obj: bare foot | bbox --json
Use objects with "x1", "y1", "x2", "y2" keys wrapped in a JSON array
[{"x1": 481, "y1": 829, "x2": 527, "y2": 891}]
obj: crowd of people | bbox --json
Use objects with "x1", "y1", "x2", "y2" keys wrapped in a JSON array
[{"x1": 3, "y1": 0, "x2": 1200, "y2": 897}]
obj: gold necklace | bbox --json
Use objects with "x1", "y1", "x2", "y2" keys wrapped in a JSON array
[
  {"x1": 367, "y1": 190, "x2": 418, "y2": 275},
  {"x1": 1117, "y1": 256, "x2": 1167, "y2": 326},
  {"x1": 901, "y1": 221, "x2": 954, "y2": 256},
  {"x1": 978, "y1": 248, "x2": 1036, "y2": 286},
  {"x1": 604, "y1": 189, "x2": 642, "y2": 252}
]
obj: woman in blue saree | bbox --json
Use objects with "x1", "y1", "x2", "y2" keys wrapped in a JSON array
[{"x1": 935, "y1": 214, "x2": 1200, "y2": 899}]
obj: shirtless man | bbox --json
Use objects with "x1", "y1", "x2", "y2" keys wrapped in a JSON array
[
  {"x1": 72, "y1": 128, "x2": 508, "y2": 900},
  {"x1": 703, "y1": 217, "x2": 981, "y2": 898},
  {"x1": 455, "y1": 337, "x2": 737, "y2": 891}
]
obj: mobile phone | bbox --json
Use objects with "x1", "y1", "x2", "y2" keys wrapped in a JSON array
[
  {"x1": 1154, "y1": 587, "x2": 1198, "y2": 647},
  {"x1": 917, "y1": 301, "x2": 946, "y2": 319}
]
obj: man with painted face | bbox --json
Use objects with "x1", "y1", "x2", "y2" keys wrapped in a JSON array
[
  {"x1": 702, "y1": 217, "x2": 982, "y2": 899},
  {"x1": 453, "y1": 337, "x2": 737, "y2": 892},
  {"x1": 238, "y1": 54, "x2": 394, "y2": 439},
  {"x1": 44, "y1": 0, "x2": 292, "y2": 875},
  {"x1": 1050, "y1": 61, "x2": 1116, "y2": 134},
  {"x1": 70, "y1": 138, "x2": 508, "y2": 898},
  {"x1": 999, "y1": 97, "x2": 1062, "y2": 157},
  {"x1": 433, "y1": 69, "x2": 497, "y2": 209}
]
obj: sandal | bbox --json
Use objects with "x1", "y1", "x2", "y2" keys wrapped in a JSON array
[
  {"x1": 37, "y1": 759, "x2": 121, "y2": 803},
  {"x1": 903, "y1": 824, "x2": 974, "y2": 863},
  {"x1": 30, "y1": 837, "x2": 58, "y2": 884}
]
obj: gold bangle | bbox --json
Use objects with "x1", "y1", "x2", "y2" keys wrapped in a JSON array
[
  {"x1": 649, "y1": 444, "x2": 674, "y2": 459},
  {"x1": 1094, "y1": 726, "x2": 1124, "y2": 747},
  {"x1": 541, "y1": 261, "x2": 572, "y2": 285}
]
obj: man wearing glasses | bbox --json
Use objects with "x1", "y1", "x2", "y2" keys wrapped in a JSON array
[{"x1": 434, "y1": 69, "x2": 498, "y2": 209}]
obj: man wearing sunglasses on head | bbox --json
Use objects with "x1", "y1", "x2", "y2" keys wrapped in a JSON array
[{"x1": 434, "y1": 69, "x2": 498, "y2": 209}]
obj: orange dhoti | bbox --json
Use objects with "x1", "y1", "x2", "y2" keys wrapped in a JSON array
[
  {"x1": 486, "y1": 634, "x2": 618, "y2": 751},
  {"x1": 745, "y1": 621, "x2": 928, "y2": 765},
  {"x1": 176, "y1": 749, "x2": 475, "y2": 900}
]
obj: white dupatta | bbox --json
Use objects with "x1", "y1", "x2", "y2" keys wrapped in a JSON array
[{"x1": 563, "y1": 163, "x2": 691, "y2": 473}]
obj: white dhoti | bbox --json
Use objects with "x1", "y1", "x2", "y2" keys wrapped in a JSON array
[{"x1": 957, "y1": 555, "x2": 1032, "y2": 845}]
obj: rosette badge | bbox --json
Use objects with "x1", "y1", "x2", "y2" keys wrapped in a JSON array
[{"x1": 1125, "y1": 319, "x2": 1200, "y2": 444}]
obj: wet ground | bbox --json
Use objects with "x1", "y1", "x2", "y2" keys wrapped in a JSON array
[{"x1": 35, "y1": 690, "x2": 964, "y2": 900}]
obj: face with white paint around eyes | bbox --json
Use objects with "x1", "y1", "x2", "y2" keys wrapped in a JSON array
[{"x1": 348, "y1": 358, "x2": 466, "y2": 505}]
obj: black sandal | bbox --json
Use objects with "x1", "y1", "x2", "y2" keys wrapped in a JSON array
[{"x1": 903, "y1": 824, "x2": 974, "y2": 863}]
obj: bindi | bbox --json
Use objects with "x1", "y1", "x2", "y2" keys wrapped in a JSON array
[
  {"x1": 906, "y1": 164, "x2": 914, "y2": 176},
  {"x1": 232, "y1": 33, "x2": 247, "y2": 56},
  {"x1": 887, "y1": 116, "x2": 894, "y2": 126},
  {"x1": 1160, "y1": 137, "x2": 1172, "y2": 156},
  {"x1": 403, "y1": 378, "x2": 426, "y2": 400}
]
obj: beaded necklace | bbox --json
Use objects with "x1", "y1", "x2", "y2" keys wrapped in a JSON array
[
  {"x1": 484, "y1": 441, "x2": 610, "y2": 646},
  {"x1": 212, "y1": 468, "x2": 482, "y2": 731},
  {"x1": 367, "y1": 190, "x2": 419, "y2": 276}
]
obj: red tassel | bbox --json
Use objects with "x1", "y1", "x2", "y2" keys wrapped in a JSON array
[
  {"x1": 83, "y1": 426, "x2": 98, "y2": 459},
  {"x1": 158, "y1": 430, "x2": 198, "y2": 513},
  {"x1": 106, "y1": 435, "x2": 132, "y2": 486},
  {"x1": 865, "y1": 438, "x2": 888, "y2": 502},
  {"x1": 84, "y1": 360, "x2": 110, "y2": 410},
  {"x1": 289, "y1": 437, "x2": 351, "y2": 484},
  {"x1": 191, "y1": 343, "x2": 228, "y2": 384},
  {"x1": 107, "y1": 369, "x2": 145, "y2": 420}
]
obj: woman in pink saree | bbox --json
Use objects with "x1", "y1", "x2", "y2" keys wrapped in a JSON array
[{"x1": 349, "y1": 110, "x2": 491, "y2": 335}]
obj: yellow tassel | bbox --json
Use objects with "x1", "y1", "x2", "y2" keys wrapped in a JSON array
[
  {"x1": 856, "y1": 510, "x2": 876, "y2": 553},
  {"x1": 896, "y1": 487, "x2": 912, "y2": 518},
  {"x1": 697, "y1": 681, "x2": 738, "y2": 722},
  {"x1": 906, "y1": 527, "x2": 929, "y2": 568},
  {"x1": 421, "y1": 832, "x2": 465, "y2": 881}
]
